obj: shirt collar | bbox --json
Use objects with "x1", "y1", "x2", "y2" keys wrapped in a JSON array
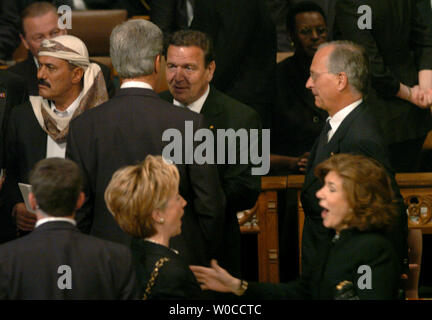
[
  {"x1": 173, "y1": 85, "x2": 210, "y2": 114},
  {"x1": 50, "y1": 90, "x2": 84, "y2": 118},
  {"x1": 35, "y1": 217, "x2": 76, "y2": 228},
  {"x1": 327, "y1": 99, "x2": 362, "y2": 141},
  {"x1": 120, "y1": 81, "x2": 153, "y2": 90},
  {"x1": 33, "y1": 56, "x2": 39, "y2": 69}
]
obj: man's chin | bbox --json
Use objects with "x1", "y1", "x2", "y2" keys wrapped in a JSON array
[
  {"x1": 38, "y1": 91, "x2": 52, "y2": 100},
  {"x1": 172, "y1": 94, "x2": 189, "y2": 105}
]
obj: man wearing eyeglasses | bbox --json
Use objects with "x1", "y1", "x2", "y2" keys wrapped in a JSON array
[{"x1": 300, "y1": 41, "x2": 408, "y2": 288}]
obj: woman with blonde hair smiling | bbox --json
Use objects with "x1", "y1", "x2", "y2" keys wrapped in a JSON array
[
  {"x1": 105, "y1": 155, "x2": 202, "y2": 299},
  {"x1": 191, "y1": 153, "x2": 401, "y2": 300}
]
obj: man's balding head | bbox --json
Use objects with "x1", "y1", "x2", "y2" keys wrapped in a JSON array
[{"x1": 306, "y1": 41, "x2": 368, "y2": 116}]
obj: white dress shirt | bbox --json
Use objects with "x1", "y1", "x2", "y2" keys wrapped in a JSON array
[
  {"x1": 46, "y1": 91, "x2": 83, "y2": 159},
  {"x1": 120, "y1": 81, "x2": 153, "y2": 90},
  {"x1": 35, "y1": 217, "x2": 76, "y2": 228},
  {"x1": 327, "y1": 99, "x2": 363, "y2": 142},
  {"x1": 173, "y1": 85, "x2": 210, "y2": 114}
]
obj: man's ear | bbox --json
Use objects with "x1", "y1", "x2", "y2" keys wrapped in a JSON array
[
  {"x1": 154, "y1": 54, "x2": 161, "y2": 74},
  {"x1": 337, "y1": 72, "x2": 349, "y2": 91},
  {"x1": 71, "y1": 67, "x2": 84, "y2": 84},
  {"x1": 20, "y1": 33, "x2": 30, "y2": 51},
  {"x1": 75, "y1": 192, "x2": 85, "y2": 210},
  {"x1": 207, "y1": 60, "x2": 216, "y2": 82},
  {"x1": 28, "y1": 192, "x2": 38, "y2": 211}
]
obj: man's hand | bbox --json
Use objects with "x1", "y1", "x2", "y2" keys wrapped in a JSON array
[{"x1": 13, "y1": 203, "x2": 36, "y2": 231}]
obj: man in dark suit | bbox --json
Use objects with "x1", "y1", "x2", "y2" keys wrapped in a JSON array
[
  {"x1": 300, "y1": 41, "x2": 407, "y2": 279},
  {"x1": 3, "y1": 34, "x2": 108, "y2": 238},
  {"x1": 150, "y1": 0, "x2": 192, "y2": 36},
  {"x1": 189, "y1": 0, "x2": 276, "y2": 128},
  {"x1": 333, "y1": 0, "x2": 432, "y2": 173},
  {"x1": 7, "y1": 1, "x2": 115, "y2": 97},
  {"x1": 0, "y1": 157, "x2": 138, "y2": 299},
  {"x1": 160, "y1": 30, "x2": 262, "y2": 277},
  {"x1": 66, "y1": 20, "x2": 226, "y2": 267},
  {"x1": 0, "y1": 70, "x2": 28, "y2": 170},
  {"x1": 0, "y1": 71, "x2": 28, "y2": 243}
]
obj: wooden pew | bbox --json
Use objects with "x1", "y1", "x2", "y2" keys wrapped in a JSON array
[{"x1": 240, "y1": 173, "x2": 432, "y2": 287}]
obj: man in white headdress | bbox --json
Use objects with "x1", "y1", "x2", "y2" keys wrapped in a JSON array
[{"x1": 2, "y1": 34, "x2": 108, "y2": 237}]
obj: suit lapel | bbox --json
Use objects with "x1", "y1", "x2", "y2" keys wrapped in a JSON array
[
  {"x1": 200, "y1": 87, "x2": 223, "y2": 123},
  {"x1": 324, "y1": 103, "x2": 364, "y2": 153},
  {"x1": 26, "y1": 55, "x2": 39, "y2": 96},
  {"x1": 303, "y1": 103, "x2": 364, "y2": 191}
]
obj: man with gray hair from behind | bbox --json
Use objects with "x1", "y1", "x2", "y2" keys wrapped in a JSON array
[{"x1": 66, "y1": 20, "x2": 226, "y2": 270}]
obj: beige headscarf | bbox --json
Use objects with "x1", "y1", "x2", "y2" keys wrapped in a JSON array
[{"x1": 30, "y1": 35, "x2": 108, "y2": 143}]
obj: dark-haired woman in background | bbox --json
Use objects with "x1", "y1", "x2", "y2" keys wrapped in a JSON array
[
  {"x1": 270, "y1": 1, "x2": 329, "y2": 174},
  {"x1": 192, "y1": 154, "x2": 400, "y2": 299}
]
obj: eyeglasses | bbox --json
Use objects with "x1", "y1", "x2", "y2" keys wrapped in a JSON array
[{"x1": 309, "y1": 71, "x2": 332, "y2": 81}]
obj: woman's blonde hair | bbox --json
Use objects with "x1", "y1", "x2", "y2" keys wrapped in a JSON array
[{"x1": 105, "y1": 155, "x2": 180, "y2": 238}]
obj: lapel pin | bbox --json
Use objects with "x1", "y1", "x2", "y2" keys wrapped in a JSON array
[{"x1": 209, "y1": 125, "x2": 214, "y2": 129}]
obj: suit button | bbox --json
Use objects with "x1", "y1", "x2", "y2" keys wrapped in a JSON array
[{"x1": 313, "y1": 116, "x2": 319, "y2": 123}]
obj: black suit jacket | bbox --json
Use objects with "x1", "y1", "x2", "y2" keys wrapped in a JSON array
[
  {"x1": 1, "y1": 100, "x2": 45, "y2": 242},
  {"x1": 301, "y1": 103, "x2": 407, "y2": 271},
  {"x1": 191, "y1": 0, "x2": 276, "y2": 127},
  {"x1": 150, "y1": 0, "x2": 189, "y2": 35},
  {"x1": 131, "y1": 239, "x2": 202, "y2": 299},
  {"x1": 160, "y1": 87, "x2": 261, "y2": 276},
  {"x1": 0, "y1": 221, "x2": 138, "y2": 299},
  {"x1": 245, "y1": 228, "x2": 400, "y2": 300},
  {"x1": 0, "y1": 70, "x2": 28, "y2": 168},
  {"x1": 334, "y1": 0, "x2": 432, "y2": 144},
  {"x1": 161, "y1": 87, "x2": 261, "y2": 212},
  {"x1": 66, "y1": 87, "x2": 226, "y2": 267},
  {"x1": 3, "y1": 101, "x2": 46, "y2": 207},
  {"x1": 8, "y1": 54, "x2": 116, "y2": 98}
]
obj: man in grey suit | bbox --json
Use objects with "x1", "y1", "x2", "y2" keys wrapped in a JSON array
[
  {"x1": 66, "y1": 20, "x2": 226, "y2": 267},
  {"x1": 0, "y1": 158, "x2": 138, "y2": 299}
]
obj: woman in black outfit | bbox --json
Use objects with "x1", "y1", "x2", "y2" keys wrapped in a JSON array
[
  {"x1": 192, "y1": 154, "x2": 401, "y2": 300},
  {"x1": 105, "y1": 155, "x2": 202, "y2": 300}
]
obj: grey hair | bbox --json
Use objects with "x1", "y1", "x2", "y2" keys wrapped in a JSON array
[
  {"x1": 318, "y1": 40, "x2": 369, "y2": 95},
  {"x1": 110, "y1": 19, "x2": 163, "y2": 78}
]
